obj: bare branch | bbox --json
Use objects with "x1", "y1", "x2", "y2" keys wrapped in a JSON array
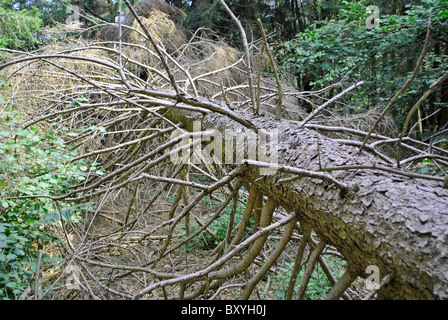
[
  {"x1": 218, "y1": 0, "x2": 256, "y2": 110},
  {"x1": 300, "y1": 81, "x2": 364, "y2": 126}
]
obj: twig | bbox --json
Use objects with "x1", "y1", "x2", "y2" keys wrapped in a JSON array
[
  {"x1": 296, "y1": 240, "x2": 326, "y2": 300},
  {"x1": 242, "y1": 159, "x2": 349, "y2": 191},
  {"x1": 122, "y1": 0, "x2": 180, "y2": 95},
  {"x1": 257, "y1": 18, "x2": 283, "y2": 119},
  {"x1": 362, "y1": 274, "x2": 392, "y2": 300},
  {"x1": 286, "y1": 226, "x2": 311, "y2": 300},
  {"x1": 300, "y1": 81, "x2": 364, "y2": 126},
  {"x1": 209, "y1": 283, "x2": 247, "y2": 300},
  {"x1": 323, "y1": 267, "x2": 358, "y2": 300},
  {"x1": 162, "y1": 188, "x2": 236, "y2": 256},
  {"x1": 241, "y1": 214, "x2": 298, "y2": 299},
  {"x1": 133, "y1": 212, "x2": 296, "y2": 299},
  {"x1": 396, "y1": 69, "x2": 448, "y2": 167},
  {"x1": 34, "y1": 240, "x2": 43, "y2": 300},
  {"x1": 218, "y1": 0, "x2": 256, "y2": 110},
  {"x1": 318, "y1": 256, "x2": 351, "y2": 300},
  {"x1": 132, "y1": 173, "x2": 210, "y2": 191},
  {"x1": 227, "y1": 183, "x2": 259, "y2": 250}
]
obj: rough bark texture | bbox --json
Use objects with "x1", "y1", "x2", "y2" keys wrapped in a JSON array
[{"x1": 167, "y1": 104, "x2": 448, "y2": 300}]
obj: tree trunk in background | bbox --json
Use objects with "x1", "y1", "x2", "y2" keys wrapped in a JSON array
[
  {"x1": 290, "y1": 0, "x2": 298, "y2": 34},
  {"x1": 88, "y1": 0, "x2": 109, "y2": 16},
  {"x1": 72, "y1": 0, "x2": 87, "y2": 27},
  {"x1": 295, "y1": 0, "x2": 306, "y2": 32},
  {"x1": 165, "y1": 102, "x2": 448, "y2": 300},
  {"x1": 392, "y1": 0, "x2": 397, "y2": 15},
  {"x1": 239, "y1": 0, "x2": 255, "y2": 24}
]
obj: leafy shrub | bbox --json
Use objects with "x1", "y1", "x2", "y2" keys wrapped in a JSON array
[
  {"x1": 0, "y1": 99, "x2": 97, "y2": 299},
  {"x1": 276, "y1": 0, "x2": 448, "y2": 127},
  {"x1": 0, "y1": 2, "x2": 43, "y2": 50}
]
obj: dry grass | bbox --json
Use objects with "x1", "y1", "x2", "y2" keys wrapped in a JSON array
[
  {"x1": 1, "y1": 40, "x2": 119, "y2": 115},
  {"x1": 129, "y1": 11, "x2": 186, "y2": 54}
]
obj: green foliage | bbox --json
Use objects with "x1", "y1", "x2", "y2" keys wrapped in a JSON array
[
  {"x1": 0, "y1": 97, "x2": 98, "y2": 299},
  {"x1": 412, "y1": 158, "x2": 447, "y2": 177},
  {"x1": 266, "y1": 255, "x2": 348, "y2": 300},
  {"x1": 0, "y1": 0, "x2": 74, "y2": 50},
  {"x1": 276, "y1": 0, "x2": 448, "y2": 127},
  {"x1": 339, "y1": 0, "x2": 368, "y2": 20},
  {"x1": 1, "y1": 0, "x2": 72, "y2": 26},
  {"x1": 0, "y1": 4, "x2": 43, "y2": 50}
]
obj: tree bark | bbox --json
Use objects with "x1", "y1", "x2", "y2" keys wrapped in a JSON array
[{"x1": 166, "y1": 103, "x2": 448, "y2": 300}]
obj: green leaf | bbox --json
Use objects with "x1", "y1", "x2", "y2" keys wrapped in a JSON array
[
  {"x1": 5, "y1": 282, "x2": 17, "y2": 289},
  {"x1": 14, "y1": 129, "x2": 29, "y2": 137},
  {"x1": 67, "y1": 101, "x2": 80, "y2": 108},
  {"x1": 13, "y1": 248, "x2": 25, "y2": 256},
  {"x1": 37, "y1": 182, "x2": 50, "y2": 189},
  {"x1": 43, "y1": 212, "x2": 61, "y2": 222},
  {"x1": 6, "y1": 253, "x2": 17, "y2": 260},
  {"x1": 76, "y1": 96, "x2": 89, "y2": 103}
]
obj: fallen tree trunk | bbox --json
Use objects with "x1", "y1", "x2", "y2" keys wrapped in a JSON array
[{"x1": 166, "y1": 102, "x2": 448, "y2": 300}]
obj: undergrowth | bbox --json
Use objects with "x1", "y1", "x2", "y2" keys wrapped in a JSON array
[
  {"x1": 0, "y1": 95, "x2": 97, "y2": 299},
  {"x1": 189, "y1": 195, "x2": 252, "y2": 251},
  {"x1": 266, "y1": 255, "x2": 348, "y2": 300}
]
